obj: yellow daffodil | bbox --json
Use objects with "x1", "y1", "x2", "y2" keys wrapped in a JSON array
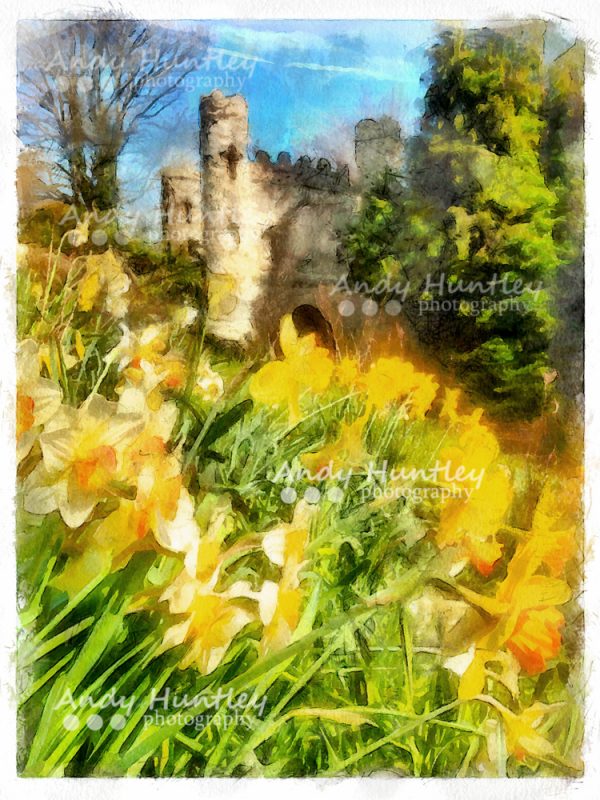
[
  {"x1": 437, "y1": 466, "x2": 513, "y2": 575},
  {"x1": 17, "y1": 339, "x2": 62, "y2": 463},
  {"x1": 249, "y1": 315, "x2": 334, "y2": 422},
  {"x1": 78, "y1": 250, "x2": 130, "y2": 318},
  {"x1": 359, "y1": 356, "x2": 438, "y2": 417},
  {"x1": 24, "y1": 394, "x2": 144, "y2": 528},
  {"x1": 334, "y1": 356, "x2": 360, "y2": 387},
  {"x1": 410, "y1": 372, "x2": 440, "y2": 419},
  {"x1": 301, "y1": 415, "x2": 368, "y2": 475},
  {"x1": 439, "y1": 387, "x2": 461, "y2": 423},
  {"x1": 259, "y1": 502, "x2": 312, "y2": 654},
  {"x1": 108, "y1": 324, "x2": 187, "y2": 397},
  {"x1": 360, "y1": 356, "x2": 416, "y2": 410},
  {"x1": 93, "y1": 457, "x2": 200, "y2": 574},
  {"x1": 440, "y1": 419, "x2": 500, "y2": 479},
  {"x1": 108, "y1": 323, "x2": 169, "y2": 371},
  {"x1": 158, "y1": 492, "x2": 260, "y2": 673},
  {"x1": 447, "y1": 475, "x2": 578, "y2": 696},
  {"x1": 457, "y1": 569, "x2": 570, "y2": 679},
  {"x1": 523, "y1": 477, "x2": 579, "y2": 578},
  {"x1": 481, "y1": 697, "x2": 559, "y2": 762},
  {"x1": 160, "y1": 571, "x2": 256, "y2": 673}
]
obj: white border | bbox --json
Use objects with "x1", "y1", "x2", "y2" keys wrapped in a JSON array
[{"x1": 1, "y1": 2, "x2": 598, "y2": 799}]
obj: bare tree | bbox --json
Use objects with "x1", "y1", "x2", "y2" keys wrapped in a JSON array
[{"x1": 18, "y1": 19, "x2": 209, "y2": 210}]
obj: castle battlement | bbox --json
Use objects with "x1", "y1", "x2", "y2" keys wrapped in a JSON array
[{"x1": 252, "y1": 150, "x2": 351, "y2": 193}]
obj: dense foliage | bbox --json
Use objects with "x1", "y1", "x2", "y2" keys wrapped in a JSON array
[{"x1": 344, "y1": 27, "x2": 584, "y2": 419}]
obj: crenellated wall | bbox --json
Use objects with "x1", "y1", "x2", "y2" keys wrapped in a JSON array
[{"x1": 161, "y1": 90, "x2": 402, "y2": 345}]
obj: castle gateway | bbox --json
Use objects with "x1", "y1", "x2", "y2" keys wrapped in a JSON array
[{"x1": 161, "y1": 90, "x2": 402, "y2": 345}]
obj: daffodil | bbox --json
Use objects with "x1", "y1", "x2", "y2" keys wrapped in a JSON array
[
  {"x1": 77, "y1": 250, "x2": 130, "y2": 318},
  {"x1": 446, "y1": 477, "x2": 577, "y2": 700},
  {"x1": 24, "y1": 394, "x2": 144, "y2": 528},
  {"x1": 334, "y1": 356, "x2": 360, "y2": 387},
  {"x1": 160, "y1": 571, "x2": 256, "y2": 673},
  {"x1": 259, "y1": 502, "x2": 312, "y2": 654},
  {"x1": 437, "y1": 466, "x2": 513, "y2": 575},
  {"x1": 108, "y1": 324, "x2": 186, "y2": 396},
  {"x1": 173, "y1": 304, "x2": 199, "y2": 328},
  {"x1": 358, "y1": 356, "x2": 438, "y2": 417},
  {"x1": 159, "y1": 493, "x2": 256, "y2": 673},
  {"x1": 249, "y1": 315, "x2": 334, "y2": 422},
  {"x1": 439, "y1": 387, "x2": 461, "y2": 423},
  {"x1": 410, "y1": 372, "x2": 440, "y2": 419},
  {"x1": 480, "y1": 697, "x2": 560, "y2": 763},
  {"x1": 523, "y1": 477, "x2": 579, "y2": 578},
  {"x1": 301, "y1": 415, "x2": 368, "y2": 475},
  {"x1": 195, "y1": 359, "x2": 224, "y2": 403},
  {"x1": 69, "y1": 215, "x2": 90, "y2": 247},
  {"x1": 359, "y1": 356, "x2": 416, "y2": 410},
  {"x1": 108, "y1": 323, "x2": 169, "y2": 371},
  {"x1": 92, "y1": 457, "x2": 200, "y2": 575},
  {"x1": 440, "y1": 418, "x2": 500, "y2": 478},
  {"x1": 17, "y1": 339, "x2": 62, "y2": 463},
  {"x1": 457, "y1": 567, "x2": 571, "y2": 679}
]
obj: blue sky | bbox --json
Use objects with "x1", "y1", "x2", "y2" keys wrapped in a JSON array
[
  {"x1": 118, "y1": 19, "x2": 440, "y2": 231},
  {"x1": 19, "y1": 18, "x2": 573, "y2": 234}
]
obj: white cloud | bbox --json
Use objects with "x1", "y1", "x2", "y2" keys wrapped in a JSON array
[{"x1": 284, "y1": 61, "x2": 407, "y2": 83}]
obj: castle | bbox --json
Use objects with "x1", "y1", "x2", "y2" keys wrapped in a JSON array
[{"x1": 160, "y1": 90, "x2": 402, "y2": 345}]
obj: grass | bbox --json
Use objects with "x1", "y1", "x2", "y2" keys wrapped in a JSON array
[{"x1": 15, "y1": 240, "x2": 584, "y2": 778}]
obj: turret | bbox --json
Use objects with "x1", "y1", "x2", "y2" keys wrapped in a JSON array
[
  {"x1": 355, "y1": 116, "x2": 403, "y2": 186},
  {"x1": 199, "y1": 91, "x2": 265, "y2": 344}
]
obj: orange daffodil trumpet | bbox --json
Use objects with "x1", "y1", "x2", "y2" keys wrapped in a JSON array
[
  {"x1": 24, "y1": 393, "x2": 144, "y2": 528},
  {"x1": 444, "y1": 477, "x2": 578, "y2": 703},
  {"x1": 17, "y1": 339, "x2": 62, "y2": 463}
]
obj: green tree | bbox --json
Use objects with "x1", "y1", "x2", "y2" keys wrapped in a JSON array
[
  {"x1": 19, "y1": 20, "x2": 207, "y2": 211},
  {"x1": 541, "y1": 43, "x2": 585, "y2": 398},
  {"x1": 345, "y1": 25, "x2": 584, "y2": 420}
]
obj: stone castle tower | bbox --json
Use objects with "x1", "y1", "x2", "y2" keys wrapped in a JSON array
[
  {"x1": 161, "y1": 90, "x2": 402, "y2": 345},
  {"x1": 160, "y1": 167, "x2": 203, "y2": 246}
]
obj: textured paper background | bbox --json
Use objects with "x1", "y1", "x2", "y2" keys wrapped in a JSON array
[{"x1": 1, "y1": 1, "x2": 598, "y2": 797}]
